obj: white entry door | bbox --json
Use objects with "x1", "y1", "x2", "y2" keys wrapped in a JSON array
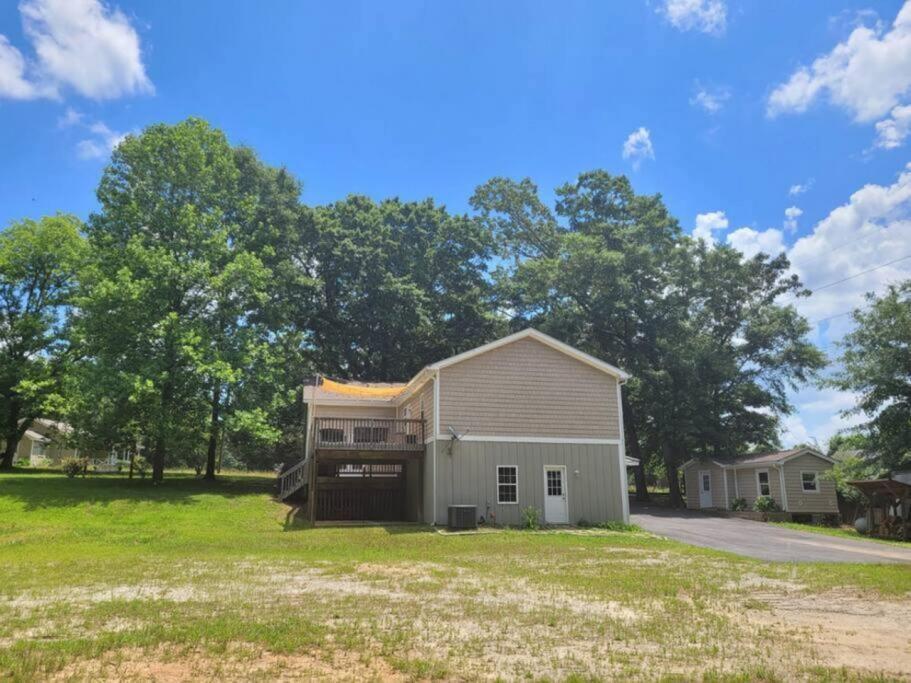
[
  {"x1": 698, "y1": 470, "x2": 712, "y2": 508},
  {"x1": 543, "y1": 466, "x2": 569, "y2": 524}
]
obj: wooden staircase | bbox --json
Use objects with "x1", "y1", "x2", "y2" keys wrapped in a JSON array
[{"x1": 278, "y1": 457, "x2": 309, "y2": 500}]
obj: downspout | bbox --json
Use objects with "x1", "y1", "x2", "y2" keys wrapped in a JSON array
[
  {"x1": 723, "y1": 466, "x2": 730, "y2": 510},
  {"x1": 616, "y1": 378, "x2": 630, "y2": 523},
  {"x1": 432, "y1": 369, "x2": 440, "y2": 526},
  {"x1": 777, "y1": 463, "x2": 789, "y2": 512}
]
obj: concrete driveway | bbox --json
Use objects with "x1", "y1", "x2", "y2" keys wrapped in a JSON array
[{"x1": 631, "y1": 504, "x2": 911, "y2": 564}]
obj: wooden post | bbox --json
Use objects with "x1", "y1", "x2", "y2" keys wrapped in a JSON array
[
  {"x1": 418, "y1": 456, "x2": 425, "y2": 523},
  {"x1": 307, "y1": 452, "x2": 318, "y2": 524}
]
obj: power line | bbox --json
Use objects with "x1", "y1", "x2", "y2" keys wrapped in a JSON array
[
  {"x1": 783, "y1": 253, "x2": 911, "y2": 302},
  {"x1": 809, "y1": 253, "x2": 911, "y2": 293},
  {"x1": 809, "y1": 309, "x2": 854, "y2": 326}
]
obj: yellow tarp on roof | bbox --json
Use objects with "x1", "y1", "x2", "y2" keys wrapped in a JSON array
[{"x1": 320, "y1": 377, "x2": 404, "y2": 398}]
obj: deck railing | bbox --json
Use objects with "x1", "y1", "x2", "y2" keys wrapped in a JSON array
[
  {"x1": 313, "y1": 417, "x2": 425, "y2": 452},
  {"x1": 278, "y1": 457, "x2": 309, "y2": 499}
]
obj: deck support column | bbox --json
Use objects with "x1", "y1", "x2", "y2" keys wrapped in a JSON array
[{"x1": 307, "y1": 452, "x2": 318, "y2": 524}]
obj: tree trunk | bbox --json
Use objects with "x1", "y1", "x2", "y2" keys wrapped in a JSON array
[
  {"x1": 663, "y1": 441, "x2": 683, "y2": 508},
  {"x1": 0, "y1": 439, "x2": 16, "y2": 469},
  {"x1": 0, "y1": 403, "x2": 26, "y2": 470},
  {"x1": 204, "y1": 382, "x2": 221, "y2": 481},
  {"x1": 128, "y1": 448, "x2": 135, "y2": 480},
  {"x1": 151, "y1": 437, "x2": 165, "y2": 483},
  {"x1": 622, "y1": 396, "x2": 649, "y2": 502}
]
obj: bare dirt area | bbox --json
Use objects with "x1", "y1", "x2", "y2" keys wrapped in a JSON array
[
  {"x1": 53, "y1": 645, "x2": 406, "y2": 682},
  {"x1": 7, "y1": 558, "x2": 910, "y2": 681},
  {"x1": 747, "y1": 588, "x2": 911, "y2": 679}
]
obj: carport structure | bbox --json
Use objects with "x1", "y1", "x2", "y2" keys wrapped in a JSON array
[{"x1": 850, "y1": 472, "x2": 911, "y2": 541}]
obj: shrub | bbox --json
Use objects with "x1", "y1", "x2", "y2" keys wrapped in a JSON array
[
  {"x1": 577, "y1": 518, "x2": 592, "y2": 528},
  {"x1": 61, "y1": 456, "x2": 86, "y2": 478},
  {"x1": 595, "y1": 521, "x2": 641, "y2": 532},
  {"x1": 753, "y1": 495, "x2": 779, "y2": 512},
  {"x1": 730, "y1": 497, "x2": 747, "y2": 511},
  {"x1": 133, "y1": 456, "x2": 149, "y2": 478},
  {"x1": 521, "y1": 506, "x2": 541, "y2": 530}
]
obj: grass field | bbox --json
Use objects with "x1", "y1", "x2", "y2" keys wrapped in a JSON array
[
  {"x1": 770, "y1": 521, "x2": 911, "y2": 547},
  {"x1": 2, "y1": 470, "x2": 910, "y2": 681}
]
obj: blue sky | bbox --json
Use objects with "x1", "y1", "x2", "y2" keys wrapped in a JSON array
[{"x1": 2, "y1": 0, "x2": 911, "y2": 449}]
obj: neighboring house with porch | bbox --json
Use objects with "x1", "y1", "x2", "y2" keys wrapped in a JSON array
[
  {"x1": 8, "y1": 419, "x2": 80, "y2": 466},
  {"x1": 281, "y1": 328, "x2": 633, "y2": 526},
  {"x1": 682, "y1": 447, "x2": 838, "y2": 519}
]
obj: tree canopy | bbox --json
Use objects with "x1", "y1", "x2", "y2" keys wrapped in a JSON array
[
  {"x1": 471, "y1": 171, "x2": 825, "y2": 504},
  {"x1": 0, "y1": 214, "x2": 85, "y2": 469},
  {"x1": 0, "y1": 118, "x2": 842, "y2": 493},
  {"x1": 828, "y1": 281, "x2": 911, "y2": 470}
]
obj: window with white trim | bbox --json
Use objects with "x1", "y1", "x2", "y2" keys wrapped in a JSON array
[
  {"x1": 801, "y1": 471, "x2": 819, "y2": 493},
  {"x1": 756, "y1": 469, "x2": 771, "y2": 497},
  {"x1": 30, "y1": 440, "x2": 46, "y2": 457},
  {"x1": 497, "y1": 465, "x2": 518, "y2": 504}
]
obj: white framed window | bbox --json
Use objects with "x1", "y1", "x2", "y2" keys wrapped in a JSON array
[
  {"x1": 800, "y1": 471, "x2": 819, "y2": 493},
  {"x1": 30, "y1": 440, "x2": 47, "y2": 457},
  {"x1": 756, "y1": 469, "x2": 771, "y2": 497},
  {"x1": 497, "y1": 465, "x2": 518, "y2": 504}
]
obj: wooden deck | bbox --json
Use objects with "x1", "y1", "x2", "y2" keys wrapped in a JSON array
[
  {"x1": 304, "y1": 417, "x2": 427, "y2": 523},
  {"x1": 313, "y1": 417, "x2": 425, "y2": 452}
]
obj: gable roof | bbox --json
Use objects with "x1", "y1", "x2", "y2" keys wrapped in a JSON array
[
  {"x1": 682, "y1": 447, "x2": 835, "y2": 469},
  {"x1": 428, "y1": 328, "x2": 630, "y2": 381},
  {"x1": 305, "y1": 328, "x2": 630, "y2": 405}
]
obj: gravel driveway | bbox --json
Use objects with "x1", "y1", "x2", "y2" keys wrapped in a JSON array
[{"x1": 630, "y1": 504, "x2": 911, "y2": 564}]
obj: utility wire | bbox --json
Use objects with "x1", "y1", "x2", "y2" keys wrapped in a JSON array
[
  {"x1": 782, "y1": 253, "x2": 911, "y2": 302},
  {"x1": 809, "y1": 253, "x2": 911, "y2": 293}
]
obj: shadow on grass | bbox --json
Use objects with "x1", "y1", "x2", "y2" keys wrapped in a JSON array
[
  {"x1": 281, "y1": 503, "x2": 432, "y2": 535},
  {"x1": 0, "y1": 469, "x2": 275, "y2": 511}
]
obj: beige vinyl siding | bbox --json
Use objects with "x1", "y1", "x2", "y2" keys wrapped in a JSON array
[
  {"x1": 312, "y1": 404, "x2": 397, "y2": 418},
  {"x1": 782, "y1": 454, "x2": 838, "y2": 513},
  {"x1": 432, "y1": 439, "x2": 623, "y2": 525},
  {"x1": 684, "y1": 462, "x2": 729, "y2": 509},
  {"x1": 438, "y1": 337, "x2": 620, "y2": 439},
  {"x1": 397, "y1": 379, "x2": 434, "y2": 441},
  {"x1": 733, "y1": 465, "x2": 783, "y2": 509}
]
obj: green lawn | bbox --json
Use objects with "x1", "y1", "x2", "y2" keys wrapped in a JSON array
[
  {"x1": 2, "y1": 470, "x2": 910, "y2": 681},
  {"x1": 771, "y1": 520, "x2": 911, "y2": 547}
]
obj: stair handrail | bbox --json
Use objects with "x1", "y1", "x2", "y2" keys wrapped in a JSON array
[{"x1": 278, "y1": 457, "x2": 309, "y2": 499}]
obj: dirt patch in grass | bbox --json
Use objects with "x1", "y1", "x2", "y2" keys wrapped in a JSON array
[
  {"x1": 746, "y1": 590, "x2": 911, "y2": 678},
  {"x1": 54, "y1": 644, "x2": 405, "y2": 682},
  {"x1": 4, "y1": 554, "x2": 910, "y2": 680}
]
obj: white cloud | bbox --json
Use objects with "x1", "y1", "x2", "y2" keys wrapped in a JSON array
[
  {"x1": 660, "y1": 0, "x2": 727, "y2": 36},
  {"x1": 767, "y1": 3, "x2": 911, "y2": 123},
  {"x1": 621, "y1": 127, "x2": 655, "y2": 170},
  {"x1": 0, "y1": 36, "x2": 41, "y2": 99},
  {"x1": 725, "y1": 226, "x2": 786, "y2": 259},
  {"x1": 783, "y1": 206, "x2": 803, "y2": 232},
  {"x1": 788, "y1": 163, "x2": 911, "y2": 327},
  {"x1": 874, "y1": 103, "x2": 911, "y2": 149},
  {"x1": 57, "y1": 106, "x2": 83, "y2": 127},
  {"x1": 692, "y1": 210, "x2": 728, "y2": 243},
  {"x1": 0, "y1": 0, "x2": 152, "y2": 101},
  {"x1": 780, "y1": 386, "x2": 867, "y2": 449},
  {"x1": 779, "y1": 414, "x2": 813, "y2": 448},
  {"x1": 690, "y1": 82, "x2": 730, "y2": 113},
  {"x1": 731, "y1": 164, "x2": 911, "y2": 330},
  {"x1": 788, "y1": 179, "x2": 814, "y2": 196},
  {"x1": 59, "y1": 108, "x2": 127, "y2": 160}
]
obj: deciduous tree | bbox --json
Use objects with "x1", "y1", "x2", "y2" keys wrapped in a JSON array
[{"x1": 0, "y1": 215, "x2": 85, "y2": 469}]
